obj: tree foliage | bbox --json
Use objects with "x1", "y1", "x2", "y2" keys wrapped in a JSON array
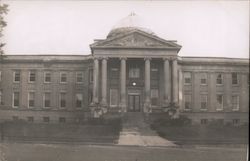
[{"x1": 0, "y1": 1, "x2": 8, "y2": 61}]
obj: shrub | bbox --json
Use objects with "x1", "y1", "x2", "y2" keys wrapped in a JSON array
[{"x1": 151, "y1": 115, "x2": 191, "y2": 128}]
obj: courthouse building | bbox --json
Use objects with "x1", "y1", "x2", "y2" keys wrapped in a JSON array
[{"x1": 0, "y1": 14, "x2": 249, "y2": 124}]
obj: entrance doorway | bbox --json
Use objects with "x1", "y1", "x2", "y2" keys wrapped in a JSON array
[{"x1": 128, "y1": 94, "x2": 140, "y2": 112}]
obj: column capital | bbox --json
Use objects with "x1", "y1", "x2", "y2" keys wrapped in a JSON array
[
  {"x1": 144, "y1": 57, "x2": 152, "y2": 61},
  {"x1": 169, "y1": 57, "x2": 178, "y2": 61},
  {"x1": 101, "y1": 57, "x2": 109, "y2": 60},
  {"x1": 119, "y1": 57, "x2": 127, "y2": 61},
  {"x1": 163, "y1": 57, "x2": 170, "y2": 61},
  {"x1": 93, "y1": 57, "x2": 102, "y2": 60}
]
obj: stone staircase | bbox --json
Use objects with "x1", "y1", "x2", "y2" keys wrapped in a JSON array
[{"x1": 118, "y1": 112, "x2": 176, "y2": 146}]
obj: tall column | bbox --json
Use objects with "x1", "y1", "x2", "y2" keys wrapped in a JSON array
[
  {"x1": 101, "y1": 57, "x2": 108, "y2": 106},
  {"x1": 172, "y1": 58, "x2": 178, "y2": 105},
  {"x1": 144, "y1": 58, "x2": 151, "y2": 112},
  {"x1": 92, "y1": 57, "x2": 99, "y2": 105},
  {"x1": 163, "y1": 58, "x2": 171, "y2": 106},
  {"x1": 120, "y1": 57, "x2": 127, "y2": 112}
]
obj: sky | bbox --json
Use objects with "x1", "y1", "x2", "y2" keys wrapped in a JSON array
[{"x1": 1, "y1": 0, "x2": 249, "y2": 58}]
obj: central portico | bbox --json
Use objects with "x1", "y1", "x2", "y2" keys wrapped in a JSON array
[{"x1": 90, "y1": 13, "x2": 181, "y2": 115}]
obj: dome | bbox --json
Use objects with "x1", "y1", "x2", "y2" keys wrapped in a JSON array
[{"x1": 107, "y1": 13, "x2": 155, "y2": 38}]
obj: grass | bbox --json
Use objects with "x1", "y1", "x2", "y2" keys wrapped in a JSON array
[
  {"x1": 0, "y1": 143, "x2": 248, "y2": 161},
  {"x1": 151, "y1": 123, "x2": 249, "y2": 145}
]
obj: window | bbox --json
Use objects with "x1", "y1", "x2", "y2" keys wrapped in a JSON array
[
  {"x1": 110, "y1": 89, "x2": 118, "y2": 107},
  {"x1": 13, "y1": 92, "x2": 19, "y2": 108},
  {"x1": 29, "y1": 71, "x2": 36, "y2": 82},
  {"x1": 76, "y1": 72, "x2": 84, "y2": 83},
  {"x1": 200, "y1": 94, "x2": 207, "y2": 110},
  {"x1": 59, "y1": 117, "x2": 66, "y2": 123},
  {"x1": 216, "y1": 94, "x2": 223, "y2": 110},
  {"x1": 60, "y1": 92, "x2": 66, "y2": 108},
  {"x1": 201, "y1": 119, "x2": 208, "y2": 125},
  {"x1": 129, "y1": 67, "x2": 140, "y2": 78},
  {"x1": 110, "y1": 68, "x2": 119, "y2": 78},
  {"x1": 60, "y1": 72, "x2": 67, "y2": 83},
  {"x1": 232, "y1": 119, "x2": 240, "y2": 125},
  {"x1": 89, "y1": 69, "x2": 93, "y2": 83},
  {"x1": 28, "y1": 92, "x2": 35, "y2": 108},
  {"x1": 43, "y1": 117, "x2": 50, "y2": 123},
  {"x1": 232, "y1": 95, "x2": 239, "y2": 111},
  {"x1": 0, "y1": 71, "x2": 2, "y2": 82},
  {"x1": 184, "y1": 72, "x2": 192, "y2": 84},
  {"x1": 184, "y1": 94, "x2": 192, "y2": 110},
  {"x1": 151, "y1": 68, "x2": 159, "y2": 79},
  {"x1": 0, "y1": 90, "x2": 2, "y2": 105},
  {"x1": 216, "y1": 74, "x2": 223, "y2": 85},
  {"x1": 44, "y1": 72, "x2": 51, "y2": 83},
  {"x1": 13, "y1": 71, "x2": 21, "y2": 82},
  {"x1": 200, "y1": 73, "x2": 207, "y2": 85},
  {"x1": 76, "y1": 93, "x2": 83, "y2": 108},
  {"x1": 151, "y1": 89, "x2": 159, "y2": 106},
  {"x1": 12, "y1": 116, "x2": 18, "y2": 121},
  {"x1": 232, "y1": 73, "x2": 238, "y2": 85},
  {"x1": 27, "y1": 116, "x2": 34, "y2": 122},
  {"x1": 44, "y1": 92, "x2": 51, "y2": 108}
]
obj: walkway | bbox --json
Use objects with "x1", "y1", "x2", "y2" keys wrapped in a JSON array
[{"x1": 118, "y1": 112, "x2": 176, "y2": 147}]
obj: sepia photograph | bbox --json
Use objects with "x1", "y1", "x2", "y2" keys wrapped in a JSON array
[{"x1": 0, "y1": 0, "x2": 249, "y2": 161}]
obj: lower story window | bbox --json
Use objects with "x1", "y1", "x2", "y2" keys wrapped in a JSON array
[
  {"x1": 201, "y1": 119, "x2": 208, "y2": 125},
  {"x1": 43, "y1": 117, "x2": 50, "y2": 123},
  {"x1": 59, "y1": 117, "x2": 66, "y2": 123},
  {"x1": 200, "y1": 94, "x2": 207, "y2": 110},
  {"x1": 110, "y1": 89, "x2": 118, "y2": 107},
  {"x1": 27, "y1": 116, "x2": 34, "y2": 122},
  {"x1": 232, "y1": 119, "x2": 240, "y2": 125}
]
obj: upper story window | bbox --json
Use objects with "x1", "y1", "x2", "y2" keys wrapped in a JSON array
[
  {"x1": 232, "y1": 73, "x2": 238, "y2": 85},
  {"x1": 216, "y1": 74, "x2": 223, "y2": 85},
  {"x1": 44, "y1": 92, "x2": 51, "y2": 108},
  {"x1": 232, "y1": 95, "x2": 239, "y2": 111},
  {"x1": 76, "y1": 72, "x2": 84, "y2": 83},
  {"x1": 60, "y1": 92, "x2": 66, "y2": 108},
  {"x1": 200, "y1": 73, "x2": 207, "y2": 85},
  {"x1": 110, "y1": 68, "x2": 119, "y2": 79},
  {"x1": 184, "y1": 94, "x2": 192, "y2": 110},
  {"x1": 28, "y1": 92, "x2": 35, "y2": 108},
  {"x1": 110, "y1": 89, "x2": 118, "y2": 107},
  {"x1": 13, "y1": 92, "x2": 20, "y2": 108},
  {"x1": 184, "y1": 72, "x2": 192, "y2": 84},
  {"x1": 44, "y1": 72, "x2": 51, "y2": 83},
  {"x1": 151, "y1": 68, "x2": 159, "y2": 79},
  {"x1": 60, "y1": 72, "x2": 67, "y2": 83},
  {"x1": 200, "y1": 94, "x2": 207, "y2": 110},
  {"x1": 216, "y1": 94, "x2": 223, "y2": 111},
  {"x1": 129, "y1": 67, "x2": 140, "y2": 78},
  {"x1": 151, "y1": 89, "x2": 159, "y2": 106},
  {"x1": 76, "y1": 93, "x2": 83, "y2": 108},
  {"x1": 13, "y1": 71, "x2": 21, "y2": 83},
  {"x1": 29, "y1": 71, "x2": 36, "y2": 82}
]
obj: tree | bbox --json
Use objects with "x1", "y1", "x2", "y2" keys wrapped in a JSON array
[{"x1": 0, "y1": 0, "x2": 8, "y2": 62}]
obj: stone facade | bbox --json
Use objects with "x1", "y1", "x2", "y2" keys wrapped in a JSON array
[{"x1": 0, "y1": 14, "x2": 249, "y2": 125}]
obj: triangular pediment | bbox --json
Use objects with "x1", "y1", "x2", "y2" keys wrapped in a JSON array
[{"x1": 91, "y1": 30, "x2": 181, "y2": 50}]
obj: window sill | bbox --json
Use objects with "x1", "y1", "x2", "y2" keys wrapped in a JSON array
[
  {"x1": 216, "y1": 109, "x2": 223, "y2": 111},
  {"x1": 200, "y1": 109, "x2": 208, "y2": 111},
  {"x1": 232, "y1": 109, "x2": 239, "y2": 111},
  {"x1": 184, "y1": 109, "x2": 192, "y2": 111}
]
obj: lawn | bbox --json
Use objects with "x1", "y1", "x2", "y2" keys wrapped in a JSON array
[
  {"x1": 0, "y1": 143, "x2": 248, "y2": 161},
  {"x1": 151, "y1": 124, "x2": 249, "y2": 145}
]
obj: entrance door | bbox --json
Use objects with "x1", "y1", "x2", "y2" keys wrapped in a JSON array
[{"x1": 128, "y1": 95, "x2": 140, "y2": 112}]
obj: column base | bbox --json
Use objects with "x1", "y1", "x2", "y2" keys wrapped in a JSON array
[
  {"x1": 119, "y1": 103, "x2": 127, "y2": 113},
  {"x1": 143, "y1": 101, "x2": 152, "y2": 113}
]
